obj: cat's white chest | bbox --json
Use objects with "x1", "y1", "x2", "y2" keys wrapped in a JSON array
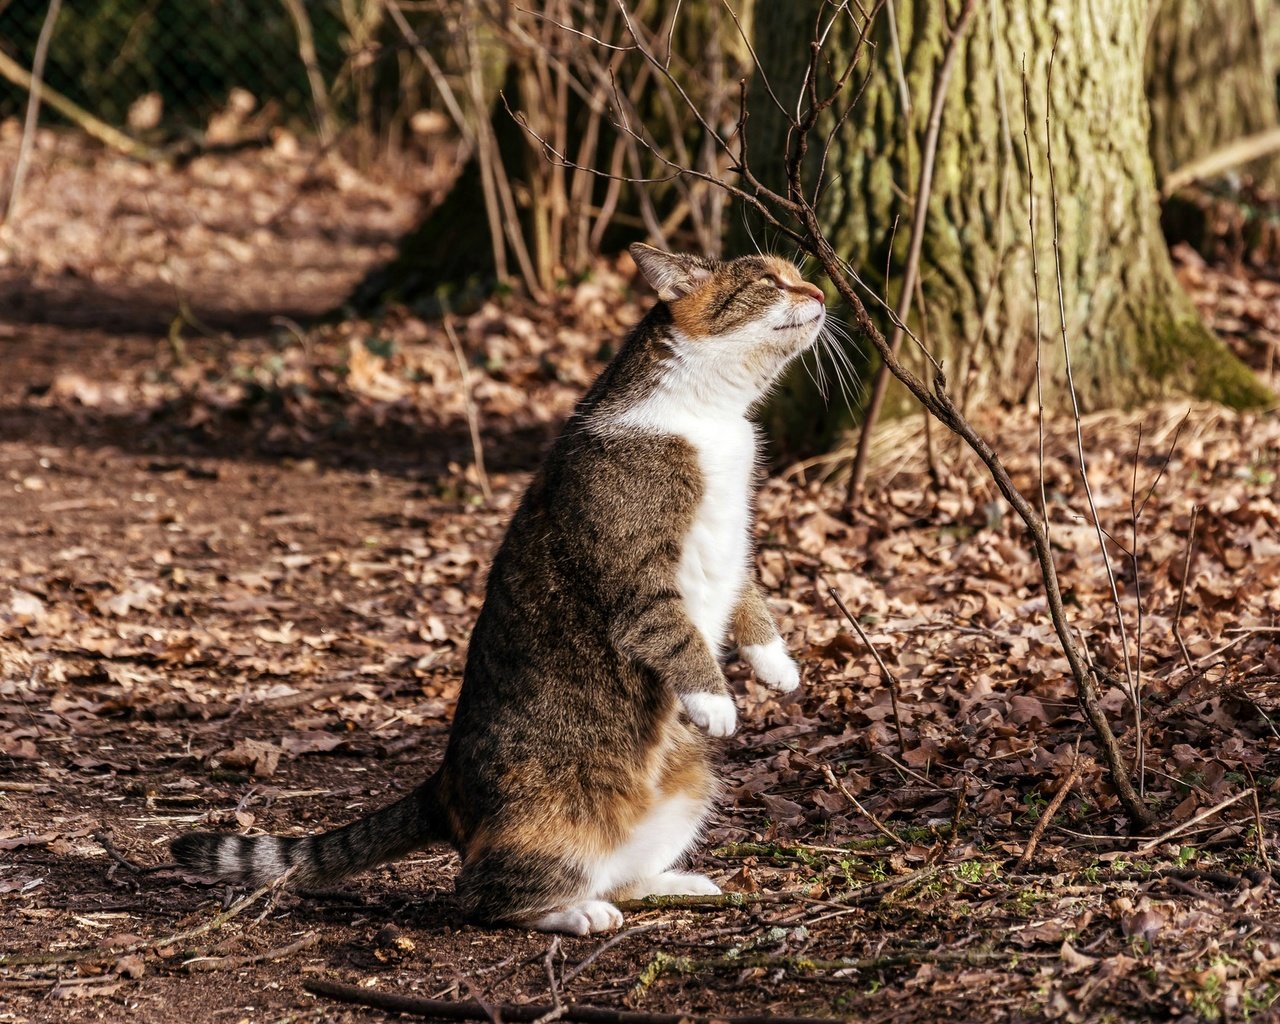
[{"x1": 672, "y1": 417, "x2": 756, "y2": 654}]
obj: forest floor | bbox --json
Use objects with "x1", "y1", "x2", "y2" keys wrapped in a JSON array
[{"x1": 1, "y1": 131, "x2": 1279, "y2": 1024}]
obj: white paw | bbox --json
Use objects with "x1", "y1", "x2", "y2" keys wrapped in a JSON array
[
  {"x1": 640, "y1": 871, "x2": 722, "y2": 897},
  {"x1": 531, "y1": 900, "x2": 624, "y2": 936},
  {"x1": 680, "y1": 692, "x2": 738, "y2": 737},
  {"x1": 743, "y1": 636, "x2": 801, "y2": 693}
]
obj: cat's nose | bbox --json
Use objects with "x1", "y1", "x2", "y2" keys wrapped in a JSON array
[{"x1": 795, "y1": 283, "x2": 825, "y2": 305}]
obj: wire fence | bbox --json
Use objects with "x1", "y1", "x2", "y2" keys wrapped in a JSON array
[{"x1": 0, "y1": 0, "x2": 378, "y2": 139}]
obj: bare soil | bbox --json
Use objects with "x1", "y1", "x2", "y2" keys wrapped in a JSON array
[{"x1": 1, "y1": 132, "x2": 1278, "y2": 1024}]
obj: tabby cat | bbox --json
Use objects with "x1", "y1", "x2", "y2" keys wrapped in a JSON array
[{"x1": 172, "y1": 244, "x2": 826, "y2": 935}]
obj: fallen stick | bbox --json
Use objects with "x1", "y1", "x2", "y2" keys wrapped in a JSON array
[
  {"x1": 0, "y1": 47, "x2": 156, "y2": 161},
  {"x1": 612, "y1": 891, "x2": 785, "y2": 912},
  {"x1": 1146, "y1": 676, "x2": 1257, "y2": 724},
  {"x1": 561, "y1": 923, "x2": 664, "y2": 985},
  {"x1": 1162, "y1": 126, "x2": 1280, "y2": 196},
  {"x1": 826, "y1": 586, "x2": 905, "y2": 756},
  {"x1": 92, "y1": 829, "x2": 173, "y2": 875},
  {"x1": 183, "y1": 932, "x2": 320, "y2": 972},
  {"x1": 818, "y1": 764, "x2": 903, "y2": 849},
  {"x1": 1015, "y1": 756, "x2": 1085, "y2": 871},
  {"x1": 1135, "y1": 789, "x2": 1255, "y2": 855},
  {"x1": 770, "y1": 867, "x2": 939, "y2": 928},
  {"x1": 304, "y1": 978, "x2": 846, "y2": 1024},
  {"x1": 616, "y1": 865, "x2": 937, "y2": 922}
]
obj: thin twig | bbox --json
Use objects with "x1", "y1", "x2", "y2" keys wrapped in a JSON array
[
  {"x1": 1147, "y1": 674, "x2": 1271, "y2": 725},
  {"x1": 0, "y1": 44, "x2": 154, "y2": 163},
  {"x1": 1245, "y1": 768, "x2": 1272, "y2": 870},
  {"x1": 612, "y1": 892, "x2": 785, "y2": 913},
  {"x1": 384, "y1": 0, "x2": 475, "y2": 152},
  {"x1": 770, "y1": 867, "x2": 940, "y2": 928},
  {"x1": 1173, "y1": 505, "x2": 1201, "y2": 678},
  {"x1": 884, "y1": 0, "x2": 911, "y2": 121},
  {"x1": 826, "y1": 586, "x2": 905, "y2": 755},
  {"x1": 2, "y1": 0, "x2": 61, "y2": 226},
  {"x1": 1020, "y1": 58, "x2": 1050, "y2": 544},
  {"x1": 0, "y1": 880, "x2": 280, "y2": 967},
  {"x1": 438, "y1": 295, "x2": 492, "y2": 503},
  {"x1": 1128, "y1": 427, "x2": 1147, "y2": 792},
  {"x1": 643, "y1": 948, "x2": 1043, "y2": 984},
  {"x1": 875, "y1": 750, "x2": 941, "y2": 789},
  {"x1": 1045, "y1": 40, "x2": 1137, "y2": 714},
  {"x1": 561, "y1": 924, "x2": 663, "y2": 986},
  {"x1": 91, "y1": 830, "x2": 172, "y2": 875},
  {"x1": 534, "y1": 935, "x2": 564, "y2": 1024},
  {"x1": 819, "y1": 764, "x2": 903, "y2": 849},
  {"x1": 1161, "y1": 126, "x2": 1280, "y2": 196},
  {"x1": 931, "y1": 776, "x2": 968, "y2": 863},
  {"x1": 280, "y1": 0, "x2": 337, "y2": 145}
]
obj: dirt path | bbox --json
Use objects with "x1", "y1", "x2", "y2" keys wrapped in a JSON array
[{"x1": 2, "y1": 134, "x2": 1279, "y2": 1023}]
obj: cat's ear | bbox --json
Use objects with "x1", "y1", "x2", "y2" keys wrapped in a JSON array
[{"x1": 629, "y1": 243, "x2": 713, "y2": 302}]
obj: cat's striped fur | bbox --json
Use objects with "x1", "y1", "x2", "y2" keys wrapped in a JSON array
[{"x1": 171, "y1": 244, "x2": 825, "y2": 934}]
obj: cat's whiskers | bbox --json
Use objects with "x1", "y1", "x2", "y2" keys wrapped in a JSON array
[
  {"x1": 801, "y1": 343, "x2": 830, "y2": 403},
  {"x1": 830, "y1": 331, "x2": 867, "y2": 408},
  {"x1": 814, "y1": 320, "x2": 863, "y2": 417}
]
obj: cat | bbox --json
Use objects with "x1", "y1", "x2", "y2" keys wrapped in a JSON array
[{"x1": 171, "y1": 243, "x2": 826, "y2": 935}]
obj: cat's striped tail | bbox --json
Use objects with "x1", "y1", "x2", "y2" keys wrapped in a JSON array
[{"x1": 170, "y1": 776, "x2": 445, "y2": 888}]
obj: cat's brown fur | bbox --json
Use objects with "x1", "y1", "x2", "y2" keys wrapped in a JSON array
[{"x1": 171, "y1": 244, "x2": 826, "y2": 934}]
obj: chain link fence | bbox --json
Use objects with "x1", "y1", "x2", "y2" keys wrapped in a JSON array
[{"x1": 0, "y1": 0, "x2": 422, "y2": 144}]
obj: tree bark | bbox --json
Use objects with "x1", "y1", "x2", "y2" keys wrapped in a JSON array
[
  {"x1": 744, "y1": 0, "x2": 1272, "y2": 450},
  {"x1": 1146, "y1": 0, "x2": 1280, "y2": 190}
]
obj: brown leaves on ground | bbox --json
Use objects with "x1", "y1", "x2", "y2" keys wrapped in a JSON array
[{"x1": 0, "y1": 135, "x2": 1278, "y2": 1023}]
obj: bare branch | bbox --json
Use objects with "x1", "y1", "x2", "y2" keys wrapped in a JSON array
[
  {"x1": 1045, "y1": 39, "x2": 1138, "y2": 726},
  {"x1": 826, "y1": 586, "x2": 905, "y2": 757}
]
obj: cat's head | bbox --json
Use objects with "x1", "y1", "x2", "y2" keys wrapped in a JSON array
[{"x1": 628, "y1": 243, "x2": 826, "y2": 404}]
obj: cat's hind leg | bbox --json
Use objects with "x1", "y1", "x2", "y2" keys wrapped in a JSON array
[{"x1": 456, "y1": 846, "x2": 622, "y2": 936}]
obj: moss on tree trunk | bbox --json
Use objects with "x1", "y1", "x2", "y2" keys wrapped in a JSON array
[{"x1": 743, "y1": 0, "x2": 1272, "y2": 449}]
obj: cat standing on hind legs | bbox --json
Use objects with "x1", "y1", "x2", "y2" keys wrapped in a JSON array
[{"x1": 171, "y1": 243, "x2": 825, "y2": 935}]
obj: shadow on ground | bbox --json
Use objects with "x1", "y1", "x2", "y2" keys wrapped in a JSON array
[{"x1": 0, "y1": 274, "x2": 558, "y2": 482}]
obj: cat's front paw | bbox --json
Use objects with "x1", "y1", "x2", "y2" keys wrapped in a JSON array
[
  {"x1": 742, "y1": 636, "x2": 801, "y2": 693},
  {"x1": 680, "y1": 692, "x2": 738, "y2": 737}
]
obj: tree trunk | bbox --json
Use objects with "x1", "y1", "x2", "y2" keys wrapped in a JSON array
[
  {"x1": 744, "y1": 0, "x2": 1272, "y2": 450},
  {"x1": 1146, "y1": 0, "x2": 1280, "y2": 190}
]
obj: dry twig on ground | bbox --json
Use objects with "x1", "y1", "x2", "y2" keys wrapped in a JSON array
[
  {"x1": 304, "y1": 977, "x2": 847, "y2": 1024},
  {"x1": 1015, "y1": 753, "x2": 1086, "y2": 871}
]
